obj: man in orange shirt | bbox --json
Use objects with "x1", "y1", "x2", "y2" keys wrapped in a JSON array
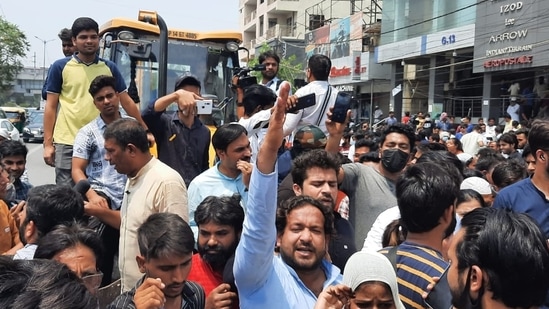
[{"x1": 188, "y1": 194, "x2": 243, "y2": 308}]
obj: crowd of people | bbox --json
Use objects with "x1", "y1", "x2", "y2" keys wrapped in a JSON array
[{"x1": 0, "y1": 15, "x2": 548, "y2": 309}]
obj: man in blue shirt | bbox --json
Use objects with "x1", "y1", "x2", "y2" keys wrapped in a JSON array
[
  {"x1": 187, "y1": 123, "x2": 251, "y2": 238},
  {"x1": 493, "y1": 118, "x2": 549, "y2": 237},
  {"x1": 234, "y1": 82, "x2": 341, "y2": 309},
  {"x1": 72, "y1": 75, "x2": 128, "y2": 285}
]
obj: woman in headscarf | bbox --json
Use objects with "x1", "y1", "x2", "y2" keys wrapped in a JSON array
[{"x1": 314, "y1": 251, "x2": 405, "y2": 309}]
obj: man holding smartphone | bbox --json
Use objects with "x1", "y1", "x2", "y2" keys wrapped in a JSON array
[
  {"x1": 284, "y1": 54, "x2": 339, "y2": 136},
  {"x1": 142, "y1": 75, "x2": 210, "y2": 187}
]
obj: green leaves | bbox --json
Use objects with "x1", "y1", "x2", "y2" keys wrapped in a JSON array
[
  {"x1": 0, "y1": 16, "x2": 29, "y2": 93},
  {"x1": 247, "y1": 42, "x2": 303, "y2": 92}
]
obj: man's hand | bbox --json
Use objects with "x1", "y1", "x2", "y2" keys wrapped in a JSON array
[
  {"x1": 205, "y1": 283, "x2": 237, "y2": 309},
  {"x1": 314, "y1": 284, "x2": 353, "y2": 309},
  {"x1": 325, "y1": 107, "x2": 351, "y2": 137},
  {"x1": 325, "y1": 107, "x2": 351, "y2": 154},
  {"x1": 176, "y1": 89, "x2": 202, "y2": 116},
  {"x1": 236, "y1": 160, "x2": 253, "y2": 188},
  {"x1": 257, "y1": 81, "x2": 290, "y2": 174},
  {"x1": 43, "y1": 144, "x2": 55, "y2": 167},
  {"x1": 286, "y1": 94, "x2": 299, "y2": 113},
  {"x1": 133, "y1": 278, "x2": 165, "y2": 309},
  {"x1": 86, "y1": 190, "x2": 109, "y2": 211},
  {"x1": 9, "y1": 201, "x2": 25, "y2": 228}
]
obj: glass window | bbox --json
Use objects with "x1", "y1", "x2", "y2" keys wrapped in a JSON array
[{"x1": 381, "y1": 0, "x2": 476, "y2": 44}]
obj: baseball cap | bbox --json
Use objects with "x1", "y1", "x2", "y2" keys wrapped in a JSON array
[
  {"x1": 293, "y1": 125, "x2": 327, "y2": 149},
  {"x1": 174, "y1": 74, "x2": 201, "y2": 91},
  {"x1": 460, "y1": 176, "x2": 492, "y2": 195}
]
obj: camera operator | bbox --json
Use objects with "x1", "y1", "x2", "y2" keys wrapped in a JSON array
[{"x1": 258, "y1": 51, "x2": 292, "y2": 96}]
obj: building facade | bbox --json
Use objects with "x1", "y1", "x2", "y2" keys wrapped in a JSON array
[
  {"x1": 239, "y1": 0, "x2": 392, "y2": 125},
  {"x1": 376, "y1": 0, "x2": 549, "y2": 123},
  {"x1": 4, "y1": 67, "x2": 46, "y2": 106}
]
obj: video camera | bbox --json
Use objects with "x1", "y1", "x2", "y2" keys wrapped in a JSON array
[{"x1": 232, "y1": 64, "x2": 266, "y2": 89}]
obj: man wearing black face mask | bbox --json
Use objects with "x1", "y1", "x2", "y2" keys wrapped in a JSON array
[
  {"x1": 447, "y1": 207, "x2": 549, "y2": 309},
  {"x1": 338, "y1": 123, "x2": 415, "y2": 248},
  {"x1": 380, "y1": 162, "x2": 460, "y2": 308}
]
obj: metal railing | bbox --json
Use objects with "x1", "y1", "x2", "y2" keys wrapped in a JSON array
[
  {"x1": 265, "y1": 24, "x2": 294, "y2": 39},
  {"x1": 244, "y1": 10, "x2": 256, "y2": 25}
]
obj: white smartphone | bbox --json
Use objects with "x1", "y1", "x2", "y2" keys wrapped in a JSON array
[{"x1": 196, "y1": 100, "x2": 213, "y2": 115}]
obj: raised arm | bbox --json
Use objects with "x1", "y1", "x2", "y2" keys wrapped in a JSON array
[{"x1": 234, "y1": 82, "x2": 290, "y2": 294}]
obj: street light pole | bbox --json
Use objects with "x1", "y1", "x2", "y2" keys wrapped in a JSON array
[{"x1": 34, "y1": 36, "x2": 55, "y2": 86}]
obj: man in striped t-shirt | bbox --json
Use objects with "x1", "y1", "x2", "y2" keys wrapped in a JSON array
[
  {"x1": 380, "y1": 162, "x2": 459, "y2": 308},
  {"x1": 107, "y1": 213, "x2": 204, "y2": 309}
]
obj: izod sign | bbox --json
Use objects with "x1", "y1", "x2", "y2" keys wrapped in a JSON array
[{"x1": 473, "y1": 0, "x2": 549, "y2": 73}]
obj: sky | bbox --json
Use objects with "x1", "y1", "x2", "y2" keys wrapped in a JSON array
[{"x1": 0, "y1": 0, "x2": 239, "y2": 68}]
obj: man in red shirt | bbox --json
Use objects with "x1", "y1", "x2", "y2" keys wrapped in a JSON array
[{"x1": 189, "y1": 194, "x2": 244, "y2": 308}]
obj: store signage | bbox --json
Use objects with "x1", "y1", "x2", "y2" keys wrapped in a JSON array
[
  {"x1": 483, "y1": 55, "x2": 533, "y2": 68},
  {"x1": 473, "y1": 0, "x2": 546, "y2": 73}
]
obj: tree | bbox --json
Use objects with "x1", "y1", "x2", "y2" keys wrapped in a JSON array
[
  {"x1": 0, "y1": 17, "x2": 29, "y2": 94},
  {"x1": 246, "y1": 43, "x2": 303, "y2": 92}
]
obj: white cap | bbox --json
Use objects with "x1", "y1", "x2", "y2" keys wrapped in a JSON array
[
  {"x1": 456, "y1": 153, "x2": 473, "y2": 164},
  {"x1": 460, "y1": 176, "x2": 492, "y2": 195}
]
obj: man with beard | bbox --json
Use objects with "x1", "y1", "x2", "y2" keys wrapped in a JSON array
[
  {"x1": 187, "y1": 123, "x2": 251, "y2": 239},
  {"x1": 290, "y1": 149, "x2": 357, "y2": 272},
  {"x1": 13, "y1": 185, "x2": 85, "y2": 259},
  {"x1": 43, "y1": 17, "x2": 152, "y2": 187},
  {"x1": 447, "y1": 207, "x2": 549, "y2": 309},
  {"x1": 234, "y1": 82, "x2": 342, "y2": 308},
  {"x1": 107, "y1": 213, "x2": 205, "y2": 309},
  {"x1": 258, "y1": 51, "x2": 290, "y2": 96},
  {"x1": 379, "y1": 162, "x2": 459, "y2": 309},
  {"x1": 188, "y1": 194, "x2": 243, "y2": 308},
  {"x1": 338, "y1": 123, "x2": 415, "y2": 248}
]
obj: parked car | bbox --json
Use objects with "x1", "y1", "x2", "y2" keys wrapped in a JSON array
[
  {"x1": 0, "y1": 118, "x2": 21, "y2": 142},
  {"x1": 22, "y1": 110, "x2": 44, "y2": 143}
]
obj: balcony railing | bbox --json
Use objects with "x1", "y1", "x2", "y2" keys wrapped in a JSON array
[
  {"x1": 265, "y1": 24, "x2": 294, "y2": 39},
  {"x1": 244, "y1": 10, "x2": 257, "y2": 25}
]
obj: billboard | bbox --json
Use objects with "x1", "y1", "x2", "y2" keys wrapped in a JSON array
[
  {"x1": 305, "y1": 25, "x2": 330, "y2": 60},
  {"x1": 330, "y1": 17, "x2": 350, "y2": 59},
  {"x1": 473, "y1": 0, "x2": 549, "y2": 73}
]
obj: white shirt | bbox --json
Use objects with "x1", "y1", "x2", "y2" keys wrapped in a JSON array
[
  {"x1": 461, "y1": 131, "x2": 484, "y2": 156},
  {"x1": 283, "y1": 80, "x2": 339, "y2": 136},
  {"x1": 362, "y1": 206, "x2": 400, "y2": 252},
  {"x1": 508, "y1": 83, "x2": 520, "y2": 96},
  {"x1": 238, "y1": 109, "x2": 271, "y2": 163},
  {"x1": 507, "y1": 104, "x2": 520, "y2": 122}
]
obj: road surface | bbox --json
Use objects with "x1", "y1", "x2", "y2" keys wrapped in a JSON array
[{"x1": 25, "y1": 142, "x2": 55, "y2": 186}]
